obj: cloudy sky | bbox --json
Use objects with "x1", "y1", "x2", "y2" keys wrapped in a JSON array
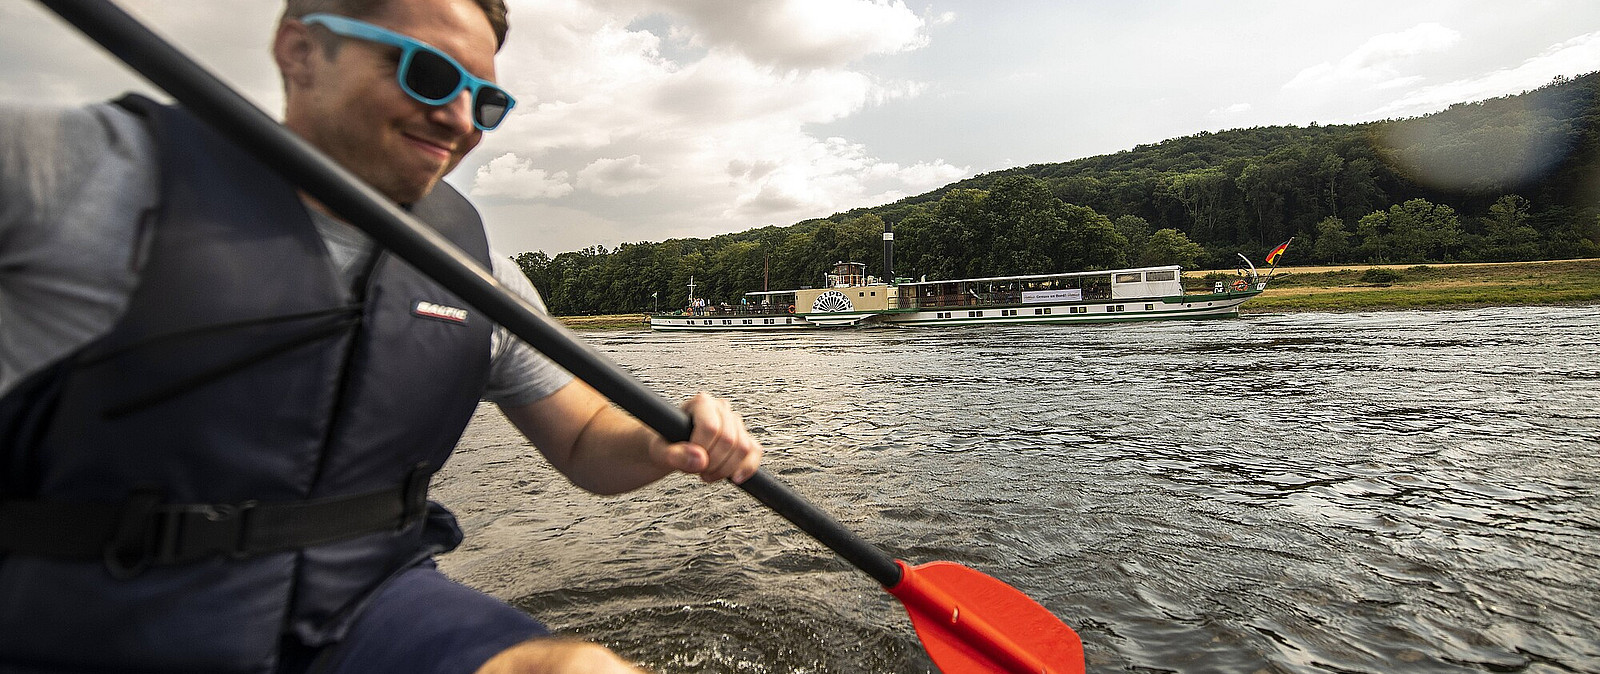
[{"x1": 5, "y1": 1, "x2": 1599, "y2": 255}]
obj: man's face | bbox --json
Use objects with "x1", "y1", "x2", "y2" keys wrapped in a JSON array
[{"x1": 280, "y1": 0, "x2": 500, "y2": 204}]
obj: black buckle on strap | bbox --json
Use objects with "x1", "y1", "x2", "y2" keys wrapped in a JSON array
[
  {"x1": 166, "y1": 500, "x2": 260, "y2": 561},
  {"x1": 102, "y1": 492, "x2": 263, "y2": 578},
  {"x1": 103, "y1": 489, "x2": 163, "y2": 580}
]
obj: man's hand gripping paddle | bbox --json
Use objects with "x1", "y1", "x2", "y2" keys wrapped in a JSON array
[{"x1": 36, "y1": 1, "x2": 1086, "y2": 670}]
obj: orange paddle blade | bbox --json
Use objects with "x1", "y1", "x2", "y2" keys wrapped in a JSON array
[{"x1": 887, "y1": 561, "x2": 1084, "y2": 674}]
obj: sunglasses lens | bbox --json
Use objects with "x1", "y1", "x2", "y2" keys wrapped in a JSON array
[
  {"x1": 403, "y1": 49, "x2": 463, "y2": 101},
  {"x1": 474, "y1": 88, "x2": 512, "y2": 129}
]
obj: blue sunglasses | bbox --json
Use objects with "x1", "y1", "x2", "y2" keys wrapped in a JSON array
[{"x1": 301, "y1": 13, "x2": 515, "y2": 131}]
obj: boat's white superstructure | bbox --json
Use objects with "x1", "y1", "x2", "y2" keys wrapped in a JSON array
[{"x1": 648, "y1": 263, "x2": 1266, "y2": 331}]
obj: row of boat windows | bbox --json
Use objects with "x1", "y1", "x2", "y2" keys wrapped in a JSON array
[
  {"x1": 1115, "y1": 270, "x2": 1178, "y2": 283},
  {"x1": 681, "y1": 318, "x2": 798, "y2": 325},
  {"x1": 932, "y1": 304, "x2": 1157, "y2": 318},
  {"x1": 674, "y1": 302, "x2": 1172, "y2": 325},
  {"x1": 914, "y1": 269, "x2": 1179, "y2": 297}
]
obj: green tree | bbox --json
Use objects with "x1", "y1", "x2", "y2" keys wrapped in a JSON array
[
  {"x1": 1114, "y1": 215, "x2": 1151, "y2": 264},
  {"x1": 934, "y1": 189, "x2": 990, "y2": 278},
  {"x1": 1139, "y1": 228, "x2": 1204, "y2": 267},
  {"x1": 513, "y1": 251, "x2": 553, "y2": 297},
  {"x1": 984, "y1": 176, "x2": 1066, "y2": 274},
  {"x1": 1355, "y1": 211, "x2": 1389, "y2": 263},
  {"x1": 1481, "y1": 195, "x2": 1541, "y2": 261},
  {"x1": 1309, "y1": 217, "x2": 1351, "y2": 263},
  {"x1": 1386, "y1": 198, "x2": 1462, "y2": 262},
  {"x1": 1060, "y1": 204, "x2": 1128, "y2": 270},
  {"x1": 1318, "y1": 153, "x2": 1344, "y2": 218},
  {"x1": 704, "y1": 241, "x2": 763, "y2": 303},
  {"x1": 1166, "y1": 168, "x2": 1229, "y2": 238},
  {"x1": 774, "y1": 229, "x2": 821, "y2": 289},
  {"x1": 1238, "y1": 158, "x2": 1295, "y2": 245},
  {"x1": 835, "y1": 214, "x2": 887, "y2": 276}
]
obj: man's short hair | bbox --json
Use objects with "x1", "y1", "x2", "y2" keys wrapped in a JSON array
[{"x1": 282, "y1": 0, "x2": 509, "y2": 50}]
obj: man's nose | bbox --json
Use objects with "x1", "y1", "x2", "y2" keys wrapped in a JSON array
[{"x1": 427, "y1": 91, "x2": 476, "y2": 135}]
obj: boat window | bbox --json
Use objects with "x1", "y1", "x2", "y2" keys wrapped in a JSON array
[
  {"x1": 1115, "y1": 273, "x2": 1142, "y2": 283},
  {"x1": 1145, "y1": 304, "x2": 1153, "y2": 310},
  {"x1": 1146, "y1": 270, "x2": 1177, "y2": 282}
]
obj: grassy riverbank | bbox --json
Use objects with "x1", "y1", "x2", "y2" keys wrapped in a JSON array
[
  {"x1": 556, "y1": 313, "x2": 650, "y2": 330},
  {"x1": 1237, "y1": 258, "x2": 1600, "y2": 312},
  {"x1": 552, "y1": 258, "x2": 1600, "y2": 328}
]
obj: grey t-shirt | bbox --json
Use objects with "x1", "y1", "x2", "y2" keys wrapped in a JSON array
[{"x1": 0, "y1": 102, "x2": 571, "y2": 406}]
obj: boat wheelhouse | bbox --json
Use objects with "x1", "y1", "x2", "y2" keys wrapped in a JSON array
[{"x1": 648, "y1": 261, "x2": 1266, "y2": 331}]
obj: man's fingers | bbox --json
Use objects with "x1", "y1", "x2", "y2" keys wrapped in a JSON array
[
  {"x1": 674, "y1": 393, "x2": 763, "y2": 483},
  {"x1": 697, "y1": 409, "x2": 742, "y2": 482},
  {"x1": 650, "y1": 441, "x2": 707, "y2": 474},
  {"x1": 730, "y1": 427, "x2": 762, "y2": 484}
]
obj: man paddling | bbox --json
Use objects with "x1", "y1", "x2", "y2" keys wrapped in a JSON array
[{"x1": 0, "y1": 0, "x2": 761, "y2": 671}]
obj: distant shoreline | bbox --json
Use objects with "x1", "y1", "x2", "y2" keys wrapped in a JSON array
[
  {"x1": 552, "y1": 258, "x2": 1600, "y2": 329},
  {"x1": 1235, "y1": 258, "x2": 1600, "y2": 313}
]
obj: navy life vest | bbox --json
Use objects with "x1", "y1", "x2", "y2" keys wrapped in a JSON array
[{"x1": 0, "y1": 95, "x2": 495, "y2": 672}]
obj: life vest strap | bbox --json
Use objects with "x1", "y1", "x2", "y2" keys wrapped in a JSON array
[{"x1": 0, "y1": 465, "x2": 431, "y2": 578}]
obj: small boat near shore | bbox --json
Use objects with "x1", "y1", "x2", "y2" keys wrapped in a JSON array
[{"x1": 648, "y1": 261, "x2": 1267, "y2": 332}]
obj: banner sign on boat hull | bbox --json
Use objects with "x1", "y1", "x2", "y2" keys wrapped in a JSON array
[{"x1": 1022, "y1": 289, "x2": 1082, "y2": 303}]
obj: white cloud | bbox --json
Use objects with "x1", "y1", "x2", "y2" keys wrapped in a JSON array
[
  {"x1": 648, "y1": 0, "x2": 928, "y2": 69},
  {"x1": 719, "y1": 136, "x2": 965, "y2": 222},
  {"x1": 1284, "y1": 23, "x2": 1462, "y2": 92},
  {"x1": 1369, "y1": 30, "x2": 1600, "y2": 118},
  {"x1": 31, "y1": 0, "x2": 1595, "y2": 259},
  {"x1": 577, "y1": 155, "x2": 662, "y2": 196},
  {"x1": 456, "y1": 0, "x2": 950, "y2": 251},
  {"x1": 472, "y1": 153, "x2": 573, "y2": 199},
  {"x1": 869, "y1": 160, "x2": 968, "y2": 188},
  {"x1": 1208, "y1": 102, "x2": 1253, "y2": 117}
]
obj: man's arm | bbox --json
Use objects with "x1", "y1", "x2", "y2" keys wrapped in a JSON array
[
  {"x1": 0, "y1": 103, "x2": 154, "y2": 396},
  {"x1": 499, "y1": 380, "x2": 762, "y2": 495}
]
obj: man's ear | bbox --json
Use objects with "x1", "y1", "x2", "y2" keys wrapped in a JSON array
[{"x1": 273, "y1": 19, "x2": 319, "y2": 91}]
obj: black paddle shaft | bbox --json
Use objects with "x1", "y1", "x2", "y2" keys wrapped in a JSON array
[{"x1": 37, "y1": 0, "x2": 905, "y2": 590}]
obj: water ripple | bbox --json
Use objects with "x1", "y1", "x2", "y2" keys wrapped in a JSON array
[{"x1": 438, "y1": 305, "x2": 1600, "y2": 673}]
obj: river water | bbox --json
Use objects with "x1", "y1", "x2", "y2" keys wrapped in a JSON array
[{"x1": 432, "y1": 305, "x2": 1600, "y2": 673}]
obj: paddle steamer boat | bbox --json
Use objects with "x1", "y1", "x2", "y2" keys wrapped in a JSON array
[{"x1": 648, "y1": 261, "x2": 1266, "y2": 332}]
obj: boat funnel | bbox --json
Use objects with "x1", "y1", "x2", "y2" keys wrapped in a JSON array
[{"x1": 883, "y1": 221, "x2": 894, "y2": 282}]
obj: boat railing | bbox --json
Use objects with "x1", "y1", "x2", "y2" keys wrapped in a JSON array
[
  {"x1": 661, "y1": 303, "x2": 797, "y2": 317},
  {"x1": 898, "y1": 290, "x2": 1114, "y2": 309}
]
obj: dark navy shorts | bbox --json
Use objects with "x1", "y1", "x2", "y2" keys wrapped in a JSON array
[{"x1": 280, "y1": 563, "x2": 550, "y2": 674}]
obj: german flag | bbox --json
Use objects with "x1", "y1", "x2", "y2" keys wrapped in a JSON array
[{"x1": 1265, "y1": 239, "x2": 1291, "y2": 266}]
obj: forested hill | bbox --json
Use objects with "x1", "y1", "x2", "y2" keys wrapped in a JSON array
[{"x1": 517, "y1": 71, "x2": 1600, "y2": 315}]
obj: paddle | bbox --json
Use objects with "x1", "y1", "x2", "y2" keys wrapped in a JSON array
[{"x1": 35, "y1": 1, "x2": 1086, "y2": 671}]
